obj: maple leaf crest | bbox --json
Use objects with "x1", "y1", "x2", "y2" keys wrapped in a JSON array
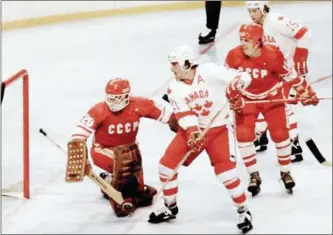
[{"x1": 204, "y1": 100, "x2": 213, "y2": 108}]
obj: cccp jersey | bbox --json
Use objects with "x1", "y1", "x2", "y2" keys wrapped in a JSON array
[
  {"x1": 71, "y1": 96, "x2": 169, "y2": 147},
  {"x1": 225, "y1": 44, "x2": 296, "y2": 100}
]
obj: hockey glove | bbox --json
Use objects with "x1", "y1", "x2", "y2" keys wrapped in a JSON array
[
  {"x1": 293, "y1": 78, "x2": 319, "y2": 106},
  {"x1": 167, "y1": 113, "x2": 179, "y2": 133},
  {"x1": 226, "y1": 84, "x2": 245, "y2": 113},
  {"x1": 186, "y1": 126, "x2": 207, "y2": 153}
]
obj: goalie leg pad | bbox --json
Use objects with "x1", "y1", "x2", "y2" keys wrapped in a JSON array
[
  {"x1": 109, "y1": 143, "x2": 144, "y2": 216},
  {"x1": 136, "y1": 185, "x2": 157, "y2": 207},
  {"x1": 112, "y1": 143, "x2": 143, "y2": 188},
  {"x1": 66, "y1": 139, "x2": 88, "y2": 182}
]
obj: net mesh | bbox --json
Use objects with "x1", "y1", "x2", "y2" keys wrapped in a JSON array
[{"x1": 1, "y1": 76, "x2": 25, "y2": 197}]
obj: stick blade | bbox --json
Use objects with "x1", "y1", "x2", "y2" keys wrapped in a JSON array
[{"x1": 305, "y1": 138, "x2": 332, "y2": 167}]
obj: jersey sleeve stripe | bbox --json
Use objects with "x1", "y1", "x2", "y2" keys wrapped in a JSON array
[
  {"x1": 77, "y1": 124, "x2": 93, "y2": 133},
  {"x1": 293, "y1": 27, "x2": 308, "y2": 40}
]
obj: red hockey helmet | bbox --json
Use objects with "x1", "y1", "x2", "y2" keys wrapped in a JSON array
[
  {"x1": 105, "y1": 78, "x2": 130, "y2": 112},
  {"x1": 239, "y1": 23, "x2": 264, "y2": 45}
]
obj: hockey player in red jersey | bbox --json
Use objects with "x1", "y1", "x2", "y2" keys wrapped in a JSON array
[
  {"x1": 225, "y1": 23, "x2": 319, "y2": 196},
  {"x1": 148, "y1": 45, "x2": 253, "y2": 233},
  {"x1": 68, "y1": 78, "x2": 178, "y2": 217},
  {"x1": 245, "y1": 1, "x2": 313, "y2": 162}
]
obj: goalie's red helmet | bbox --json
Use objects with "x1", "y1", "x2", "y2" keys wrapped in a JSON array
[{"x1": 105, "y1": 78, "x2": 130, "y2": 112}]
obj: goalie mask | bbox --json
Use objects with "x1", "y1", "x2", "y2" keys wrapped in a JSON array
[{"x1": 105, "y1": 78, "x2": 130, "y2": 112}]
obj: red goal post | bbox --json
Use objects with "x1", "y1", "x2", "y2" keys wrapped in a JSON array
[{"x1": 1, "y1": 69, "x2": 30, "y2": 199}]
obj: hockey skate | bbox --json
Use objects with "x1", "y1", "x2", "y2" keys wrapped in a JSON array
[
  {"x1": 291, "y1": 138, "x2": 303, "y2": 163},
  {"x1": 280, "y1": 171, "x2": 296, "y2": 194},
  {"x1": 248, "y1": 171, "x2": 261, "y2": 197},
  {"x1": 148, "y1": 202, "x2": 178, "y2": 224},
  {"x1": 237, "y1": 206, "x2": 253, "y2": 233},
  {"x1": 198, "y1": 29, "x2": 216, "y2": 44},
  {"x1": 254, "y1": 130, "x2": 269, "y2": 152}
]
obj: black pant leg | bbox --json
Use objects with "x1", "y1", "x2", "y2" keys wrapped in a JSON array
[{"x1": 205, "y1": 1, "x2": 222, "y2": 30}]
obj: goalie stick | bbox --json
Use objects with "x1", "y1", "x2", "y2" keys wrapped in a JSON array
[{"x1": 305, "y1": 138, "x2": 332, "y2": 167}]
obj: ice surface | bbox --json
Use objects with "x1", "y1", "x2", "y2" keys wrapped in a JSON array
[{"x1": 2, "y1": 2, "x2": 332, "y2": 234}]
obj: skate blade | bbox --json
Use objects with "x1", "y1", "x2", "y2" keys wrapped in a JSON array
[{"x1": 148, "y1": 215, "x2": 176, "y2": 224}]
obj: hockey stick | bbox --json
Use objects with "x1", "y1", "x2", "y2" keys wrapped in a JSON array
[
  {"x1": 244, "y1": 96, "x2": 331, "y2": 105},
  {"x1": 39, "y1": 128, "x2": 127, "y2": 205},
  {"x1": 309, "y1": 74, "x2": 332, "y2": 86},
  {"x1": 153, "y1": 100, "x2": 229, "y2": 202},
  {"x1": 305, "y1": 138, "x2": 332, "y2": 167},
  {"x1": 243, "y1": 74, "x2": 332, "y2": 105}
]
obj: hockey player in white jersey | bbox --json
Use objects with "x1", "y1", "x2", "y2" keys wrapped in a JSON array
[
  {"x1": 148, "y1": 45, "x2": 253, "y2": 233},
  {"x1": 245, "y1": 1, "x2": 312, "y2": 162}
]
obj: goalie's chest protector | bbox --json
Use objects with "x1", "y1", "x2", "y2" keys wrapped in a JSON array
[{"x1": 94, "y1": 102, "x2": 141, "y2": 147}]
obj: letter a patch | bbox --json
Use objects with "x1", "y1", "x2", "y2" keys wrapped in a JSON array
[{"x1": 197, "y1": 76, "x2": 205, "y2": 84}]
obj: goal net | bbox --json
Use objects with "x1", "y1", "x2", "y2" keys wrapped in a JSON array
[{"x1": 1, "y1": 69, "x2": 30, "y2": 199}]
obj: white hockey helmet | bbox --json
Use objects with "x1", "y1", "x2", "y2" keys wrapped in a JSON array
[
  {"x1": 245, "y1": 1, "x2": 269, "y2": 13},
  {"x1": 168, "y1": 45, "x2": 195, "y2": 70}
]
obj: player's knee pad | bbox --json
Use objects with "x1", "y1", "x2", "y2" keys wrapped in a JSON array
[
  {"x1": 269, "y1": 129, "x2": 289, "y2": 143},
  {"x1": 236, "y1": 127, "x2": 255, "y2": 143}
]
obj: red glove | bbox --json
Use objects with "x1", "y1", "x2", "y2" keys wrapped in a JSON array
[
  {"x1": 293, "y1": 78, "x2": 319, "y2": 106},
  {"x1": 294, "y1": 47, "x2": 309, "y2": 76},
  {"x1": 185, "y1": 126, "x2": 206, "y2": 153},
  {"x1": 226, "y1": 82, "x2": 245, "y2": 113},
  {"x1": 167, "y1": 113, "x2": 179, "y2": 133}
]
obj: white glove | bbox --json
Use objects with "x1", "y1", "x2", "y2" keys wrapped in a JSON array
[{"x1": 234, "y1": 72, "x2": 252, "y2": 90}]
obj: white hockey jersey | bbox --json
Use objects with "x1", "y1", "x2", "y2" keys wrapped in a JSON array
[
  {"x1": 166, "y1": 63, "x2": 246, "y2": 130},
  {"x1": 261, "y1": 13, "x2": 311, "y2": 67}
]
